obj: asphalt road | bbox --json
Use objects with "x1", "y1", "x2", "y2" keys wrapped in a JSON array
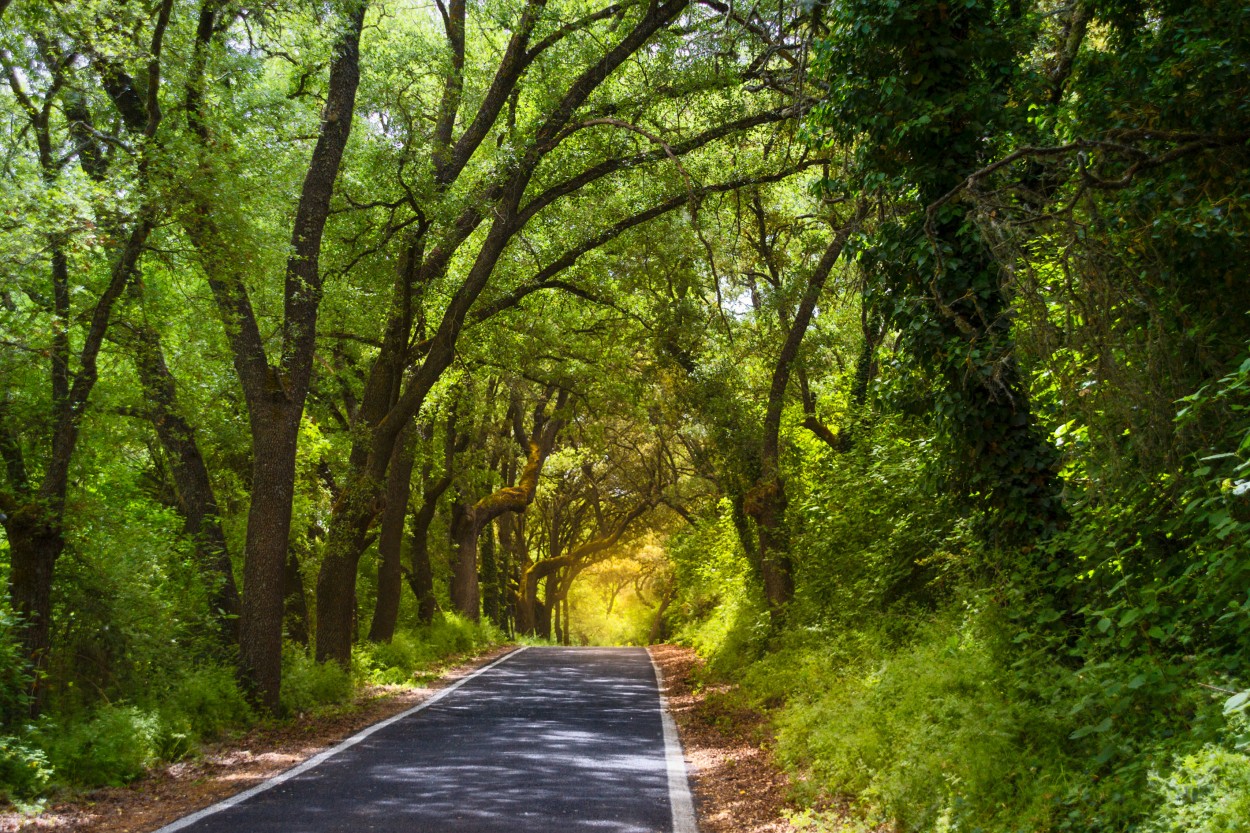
[{"x1": 156, "y1": 646, "x2": 696, "y2": 833}]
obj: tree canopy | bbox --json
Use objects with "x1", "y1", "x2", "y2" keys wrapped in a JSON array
[{"x1": 2, "y1": 0, "x2": 1249, "y2": 827}]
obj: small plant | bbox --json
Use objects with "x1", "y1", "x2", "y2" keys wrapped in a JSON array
[
  {"x1": 44, "y1": 705, "x2": 161, "y2": 787},
  {"x1": 1145, "y1": 724, "x2": 1250, "y2": 833},
  {"x1": 280, "y1": 648, "x2": 354, "y2": 715},
  {"x1": 161, "y1": 664, "x2": 253, "y2": 742},
  {"x1": 0, "y1": 734, "x2": 53, "y2": 803}
]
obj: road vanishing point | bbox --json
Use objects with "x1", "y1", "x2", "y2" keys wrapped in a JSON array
[{"x1": 155, "y1": 646, "x2": 698, "y2": 833}]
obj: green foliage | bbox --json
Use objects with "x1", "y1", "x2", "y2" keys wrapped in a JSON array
[
  {"x1": 279, "y1": 648, "x2": 354, "y2": 716},
  {"x1": 668, "y1": 502, "x2": 770, "y2": 667},
  {"x1": 42, "y1": 706, "x2": 162, "y2": 788},
  {"x1": 1146, "y1": 729, "x2": 1250, "y2": 833},
  {"x1": 160, "y1": 665, "x2": 254, "y2": 744},
  {"x1": 759, "y1": 605, "x2": 1072, "y2": 833},
  {"x1": 0, "y1": 735, "x2": 53, "y2": 804},
  {"x1": 354, "y1": 616, "x2": 502, "y2": 685},
  {"x1": 0, "y1": 607, "x2": 32, "y2": 729}
]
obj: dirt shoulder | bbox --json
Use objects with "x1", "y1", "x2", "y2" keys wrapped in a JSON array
[
  {"x1": 649, "y1": 644, "x2": 800, "y2": 833},
  {"x1": 1, "y1": 645, "x2": 516, "y2": 833}
]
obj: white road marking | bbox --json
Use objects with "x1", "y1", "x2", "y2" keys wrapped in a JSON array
[
  {"x1": 649, "y1": 649, "x2": 700, "y2": 833},
  {"x1": 152, "y1": 646, "x2": 528, "y2": 833}
]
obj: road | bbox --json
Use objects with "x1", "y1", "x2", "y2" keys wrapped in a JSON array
[{"x1": 155, "y1": 646, "x2": 697, "y2": 833}]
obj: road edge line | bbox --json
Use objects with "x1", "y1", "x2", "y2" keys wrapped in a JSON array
[
  {"x1": 152, "y1": 645, "x2": 528, "y2": 833},
  {"x1": 649, "y1": 648, "x2": 700, "y2": 833}
]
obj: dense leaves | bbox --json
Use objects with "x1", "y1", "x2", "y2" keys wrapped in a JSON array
[{"x1": 0, "y1": 0, "x2": 1248, "y2": 825}]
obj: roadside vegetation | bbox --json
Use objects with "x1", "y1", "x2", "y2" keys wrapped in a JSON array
[
  {"x1": 0, "y1": 613, "x2": 498, "y2": 807},
  {"x1": 2, "y1": 0, "x2": 1248, "y2": 828}
]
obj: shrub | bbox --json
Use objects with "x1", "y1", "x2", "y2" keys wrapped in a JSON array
[
  {"x1": 741, "y1": 604, "x2": 1075, "y2": 833},
  {"x1": 44, "y1": 705, "x2": 161, "y2": 787},
  {"x1": 161, "y1": 664, "x2": 253, "y2": 745},
  {"x1": 355, "y1": 617, "x2": 505, "y2": 686},
  {"x1": 1145, "y1": 729, "x2": 1250, "y2": 833},
  {"x1": 0, "y1": 608, "x2": 31, "y2": 728},
  {"x1": 280, "y1": 648, "x2": 353, "y2": 715},
  {"x1": 0, "y1": 735, "x2": 53, "y2": 802}
]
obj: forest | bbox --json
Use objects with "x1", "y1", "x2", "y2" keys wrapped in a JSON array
[{"x1": 0, "y1": 0, "x2": 1248, "y2": 828}]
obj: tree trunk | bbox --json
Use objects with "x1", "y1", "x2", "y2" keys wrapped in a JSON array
[
  {"x1": 534, "y1": 596, "x2": 552, "y2": 640},
  {"x1": 649, "y1": 584, "x2": 675, "y2": 644},
  {"x1": 744, "y1": 217, "x2": 863, "y2": 621},
  {"x1": 129, "y1": 315, "x2": 241, "y2": 643},
  {"x1": 479, "y1": 519, "x2": 501, "y2": 627},
  {"x1": 187, "y1": 1, "x2": 367, "y2": 706},
  {"x1": 238, "y1": 405, "x2": 302, "y2": 711},
  {"x1": 450, "y1": 506, "x2": 482, "y2": 621},
  {"x1": 4, "y1": 519, "x2": 63, "y2": 713},
  {"x1": 314, "y1": 482, "x2": 377, "y2": 664},
  {"x1": 408, "y1": 520, "x2": 437, "y2": 625},
  {"x1": 368, "y1": 430, "x2": 415, "y2": 643}
]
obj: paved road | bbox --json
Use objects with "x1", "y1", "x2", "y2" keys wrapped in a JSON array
[{"x1": 157, "y1": 647, "x2": 695, "y2": 833}]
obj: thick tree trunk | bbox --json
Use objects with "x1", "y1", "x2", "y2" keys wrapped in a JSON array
[
  {"x1": 368, "y1": 432, "x2": 415, "y2": 643},
  {"x1": 314, "y1": 483, "x2": 378, "y2": 664},
  {"x1": 450, "y1": 508, "x2": 482, "y2": 621},
  {"x1": 408, "y1": 524, "x2": 437, "y2": 625},
  {"x1": 4, "y1": 519, "x2": 63, "y2": 713},
  {"x1": 238, "y1": 406, "x2": 301, "y2": 711}
]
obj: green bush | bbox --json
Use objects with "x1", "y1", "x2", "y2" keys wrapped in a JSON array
[
  {"x1": 356, "y1": 632, "x2": 424, "y2": 685},
  {"x1": 161, "y1": 664, "x2": 253, "y2": 743},
  {"x1": 280, "y1": 648, "x2": 354, "y2": 715},
  {"x1": 0, "y1": 735, "x2": 53, "y2": 802},
  {"x1": 756, "y1": 606, "x2": 1070, "y2": 833},
  {"x1": 1145, "y1": 728, "x2": 1250, "y2": 833},
  {"x1": 356, "y1": 617, "x2": 504, "y2": 685},
  {"x1": 44, "y1": 705, "x2": 161, "y2": 787},
  {"x1": 0, "y1": 607, "x2": 31, "y2": 728}
]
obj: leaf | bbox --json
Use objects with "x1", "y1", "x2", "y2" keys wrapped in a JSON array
[
  {"x1": 1070, "y1": 717, "x2": 1114, "y2": 739},
  {"x1": 1224, "y1": 690, "x2": 1250, "y2": 715},
  {"x1": 1118, "y1": 609, "x2": 1142, "y2": 628}
]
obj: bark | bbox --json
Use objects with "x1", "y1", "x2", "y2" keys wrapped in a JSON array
[
  {"x1": 3, "y1": 520, "x2": 61, "y2": 710},
  {"x1": 368, "y1": 427, "x2": 416, "y2": 643},
  {"x1": 238, "y1": 407, "x2": 302, "y2": 706},
  {"x1": 648, "y1": 583, "x2": 675, "y2": 644},
  {"x1": 405, "y1": 421, "x2": 457, "y2": 625},
  {"x1": 407, "y1": 518, "x2": 438, "y2": 625}
]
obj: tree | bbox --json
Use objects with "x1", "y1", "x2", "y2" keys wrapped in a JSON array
[
  {"x1": 308, "y1": 0, "x2": 810, "y2": 665},
  {"x1": 176, "y1": 0, "x2": 368, "y2": 710},
  {"x1": 0, "y1": 0, "x2": 173, "y2": 708}
]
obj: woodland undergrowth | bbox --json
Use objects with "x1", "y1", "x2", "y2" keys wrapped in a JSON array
[
  {"x1": 0, "y1": 613, "x2": 501, "y2": 809},
  {"x1": 671, "y1": 401, "x2": 1250, "y2": 833}
]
